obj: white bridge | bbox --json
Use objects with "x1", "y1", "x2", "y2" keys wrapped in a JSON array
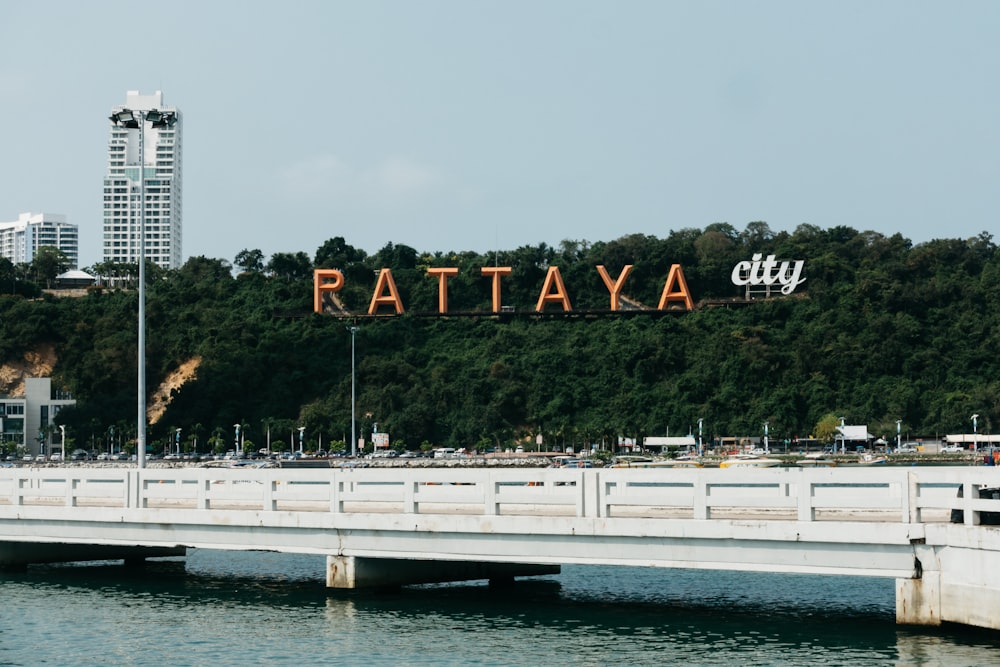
[{"x1": 2, "y1": 465, "x2": 999, "y2": 631}]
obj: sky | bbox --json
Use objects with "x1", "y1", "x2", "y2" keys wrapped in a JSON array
[{"x1": 2, "y1": 1, "x2": 998, "y2": 270}]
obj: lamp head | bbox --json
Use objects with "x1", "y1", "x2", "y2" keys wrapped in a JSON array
[
  {"x1": 149, "y1": 110, "x2": 177, "y2": 129},
  {"x1": 110, "y1": 109, "x2": 139, "y2": 128}
]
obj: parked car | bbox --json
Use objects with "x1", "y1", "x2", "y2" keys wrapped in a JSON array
[
  {"x1": 941, "y1": 445, "x2": 964, "y2": 453},
  {"x1": 896, "y1": 444, "x2": 919, "y2": 454}
]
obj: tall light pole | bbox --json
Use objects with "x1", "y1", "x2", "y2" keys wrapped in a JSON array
[
  {"x1": 697, "y1": 418, "x2": 704, "y2": 457},
  {"x1": 839, "y1": 416, "x2": 846, "y2": 454},
  {"x1": 763, "y1": 421, "x2": 769, "y2": 455},
  {"x1": 972, "y1": 414, "x2": 979, "y2": 452},
  {"x1": 109, "y1": 107, "x2": 177, "y2": 469},
  {"x1": 348, "y1": 325, "x2": 359, "y2": 457},
  {"x1": 896, "y1": 419, "x2": 902, "y2": 453}
]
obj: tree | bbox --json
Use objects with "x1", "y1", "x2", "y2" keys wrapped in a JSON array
[
  {"x1": 267, "y1": 251, "x2": 312, "y2": 281},
  {"x1": 234, "y1": 249, "x2": 265, "y2": 274},
  {"x1": 30, "y1": 246, "x2": 70, "y2": 288},
  {"x1": 814, "y1": 413, "x2": 841, "y2": 444},
  {"x1": 314, "y1": 237, "x2": 366, "y2": 268}
]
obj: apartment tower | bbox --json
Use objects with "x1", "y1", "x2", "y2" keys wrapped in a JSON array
[
  {"x1": 0, "y1": 212, "x2": 79, "y2": 269},
  {"x1": 103, "y1": 90, "x2": 182, "y2": 269}
]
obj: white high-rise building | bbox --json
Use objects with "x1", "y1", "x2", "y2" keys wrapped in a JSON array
[
  {"x1": 103, "y1": 90, "x2": 182, "y2": 269},
  {"x1": 0, "y1": 212, "x2": 79, "y2": 269}
]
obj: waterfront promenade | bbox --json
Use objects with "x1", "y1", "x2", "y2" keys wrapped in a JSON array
[{"x1": 1, "y1": 464, "x2": 999, "y2": 631}]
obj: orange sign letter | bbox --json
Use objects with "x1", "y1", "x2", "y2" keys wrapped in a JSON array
[
  {"x1": 367, "y1": 269, "x2": 405, "y2": 315},
  {"x1": 427, "y1": 267, "x2": 459, "y2": 314},
  {"x1": 596, "y1": 264, "x2": 633, "y2": 311},
  {"x1": 313, "y1": 269, "x2": 345, "y2": 314},
  {"x1": 481, "y1": 266, "x2": 513, "y2": 312},
  {"x1": 535, "y1": 266, "x2": 572, "y2": 312},
  {"x1": 657, "y1": 264, "x2": 693, "y2": 311}
]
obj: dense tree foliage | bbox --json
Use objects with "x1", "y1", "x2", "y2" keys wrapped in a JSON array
[{"x1": 1, "y1": 224, "x2": 997, "y2": 453}]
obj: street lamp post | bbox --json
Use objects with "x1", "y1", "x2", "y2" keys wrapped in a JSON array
[
  {"x1": 763, "y1": 421, "x2": 769, "y2": 455},
  {"x1": 697, "y1": 418, "x2": 704, "y2": 457},
  {"x1": 348, "y1": 326, "x2": 359, "y2": 457},
  {"x1": 109, "y1": 107, "x2": 177, "y2": 469},
  {"x1": 896, "y1": 420, "x2": 902, "y2": 454},
  {"x1": 972, "y1": 414, "x2": 979, "y2": 452}
]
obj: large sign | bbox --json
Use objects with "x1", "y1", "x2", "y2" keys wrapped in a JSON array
[
  {"x1": 313, "y1": 256, "x2": 805, "y2": 316},
  {"x1": 731, "y1": 254, "x2": 806, "y2": 296}
]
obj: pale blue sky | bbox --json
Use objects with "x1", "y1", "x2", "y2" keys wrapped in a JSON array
[{"x1": 2, "y1": 1, "x2": 997, "y2": 269}]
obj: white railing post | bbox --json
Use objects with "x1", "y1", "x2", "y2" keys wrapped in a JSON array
[
  {"x1": 963, "y1": 481, "x2": 977, "y2": 526},
  {"x1": 797, "y1": 475, "x2": 814, "y2": 522},
  {"x1": 65, "y1": 474, "x2": 75, "y2": 508},
  {"x1": 404, "y1": 478, "x2": 417, "y2": 514},
  {"x1": 904, "y1": 471, "x2": 917, "y2": 524},
  {"x1": 330, "y1": 475, "x2": 343, "y2": 514},
  {"x1": 693, "y1": 475, "x2": 708, "y2": 520},
  {"x1": 14, "y1": 473, "x2": 26, "y2": 506},
  {"x1": 264, "y1": 474, "x2": 277, "y2": 512},
  {"x1": 484, "y1": 473, "x2": 498, "y2": 516},
  {"x1": 581, "y1": 470, "x2": 601, "y2": 518},
  {"x1": 128, "y1": 470, "x2": 141, "y2": 509},
  {"x1": 197, "y1": 475, "x2": 209, "y2": 510}
]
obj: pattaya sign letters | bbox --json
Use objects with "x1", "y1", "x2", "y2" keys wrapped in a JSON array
[{"x1": 313, "y1": 255, "x2": 805, "y2": 316}]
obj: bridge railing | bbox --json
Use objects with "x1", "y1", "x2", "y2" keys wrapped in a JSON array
[{"x1": 2, "y1": 466, "x2": 1000, "y2": 525}]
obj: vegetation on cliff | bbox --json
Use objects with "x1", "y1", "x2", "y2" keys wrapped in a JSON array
[{"x1": 0, "y1": 222, "x2": 996, "y2": 454}]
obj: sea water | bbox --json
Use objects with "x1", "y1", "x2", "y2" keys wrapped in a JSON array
[{"x1": 0, "y1": 550, "x2": 996, "y2": 666}]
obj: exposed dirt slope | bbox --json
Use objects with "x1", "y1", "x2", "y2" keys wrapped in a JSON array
[
  {"x1": 148, "y1": 357, "x2": 201, "y2": 424},
  {"x1": 0, "y1": 344, "x2": 57, "y2": 396}
]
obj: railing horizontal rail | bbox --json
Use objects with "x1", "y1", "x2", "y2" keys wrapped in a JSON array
[{"x1": 0, "y1": 466, "x2": 998, "y2": 525}]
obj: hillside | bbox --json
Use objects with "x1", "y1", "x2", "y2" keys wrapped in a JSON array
[{"x1": 0, "y1": 224, "x2": 997, "y2": 453}]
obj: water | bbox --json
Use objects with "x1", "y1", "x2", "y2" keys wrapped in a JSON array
[{"x1": 0, "y1": 551, "x2": 996, "y2": 666}]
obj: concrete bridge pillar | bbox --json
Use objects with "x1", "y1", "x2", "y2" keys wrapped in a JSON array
[
  {"x1": 896, "y1": 572, "x2": 941, "y2": 626},
  {"x1": 326, "y1": 555, "x2": 559, "y2": 589}
]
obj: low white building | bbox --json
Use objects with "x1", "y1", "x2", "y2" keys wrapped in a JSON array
[
  {"x1": 642, "y1": 436, "x2": 698, "y2": 453},
  {"x1": 944, "y1": 434, "x2": 1000, "y2": 448},
  {"x1": 0, "y1": 378, "x2": 76, "y2": 455}
]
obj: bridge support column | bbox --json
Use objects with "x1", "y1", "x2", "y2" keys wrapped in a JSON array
[
  {"x1": 326, "y1": 556, "x2": 560, "y2": 589},
  {"x1": 896, "y1": 572, "x2": 941, "y2": 626}
]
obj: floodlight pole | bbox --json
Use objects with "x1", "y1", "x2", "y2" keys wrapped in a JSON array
[
  {"x1": 136, "y1": 112, "x2": 148, "y2": 469},
  {"x1": 349, "y1": 326, "x2": 358, "y2": 457},
  {"x1": 110, "y1": 108, "x2": 176, "y2": 468}
]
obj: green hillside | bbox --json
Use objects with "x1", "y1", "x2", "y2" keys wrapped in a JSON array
[{"x1": 1, "y1": 222, "x2": 997, "y2": 455}]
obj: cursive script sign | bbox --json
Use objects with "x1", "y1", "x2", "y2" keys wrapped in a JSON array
[{"x1": 731, "y1": 254, "x2": 806, "y2": 295}]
